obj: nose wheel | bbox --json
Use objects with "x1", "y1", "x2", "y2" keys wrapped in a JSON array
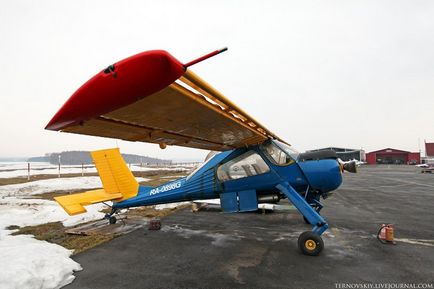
[{"x1": 298, "y1": 231, "x2": 324, "y2": 256}]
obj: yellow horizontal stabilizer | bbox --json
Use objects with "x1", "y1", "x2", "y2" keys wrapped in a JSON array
[{"x1": 54, "y1": 189, "x2": 122, "y2": 216}]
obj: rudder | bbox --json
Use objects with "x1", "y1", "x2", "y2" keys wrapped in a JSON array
[{"x1": 91, "y1": 148, "x2": 139, "y2": 201}]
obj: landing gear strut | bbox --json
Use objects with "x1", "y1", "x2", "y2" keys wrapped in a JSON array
[
  {"x1": 277, "y1": 183, "x2": 329, "y2": 256},
  {"x1": 302, "y1": 189, "x2": 323, "y2": 225},
  {"x1": 303, "y1": 208, "x2": 321, "y2": 224}
]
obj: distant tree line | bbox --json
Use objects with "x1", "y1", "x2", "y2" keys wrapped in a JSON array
[{"x1": 27, "y1": 151, "x2": 169, "y2": 165}]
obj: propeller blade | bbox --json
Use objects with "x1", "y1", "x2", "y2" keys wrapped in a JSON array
[
  {"x1": 338, "y1": 159, "x2": 357, "y2": 173},
  {"x1": 343, "y1": 160, "x2": 357, "y2": 173}
]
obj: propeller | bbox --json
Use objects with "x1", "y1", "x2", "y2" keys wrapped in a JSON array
[{"x1": 338, "y1": 159, "x2": 357, "y2": 173}]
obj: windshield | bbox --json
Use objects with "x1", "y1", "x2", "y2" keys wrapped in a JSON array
[{"x1": 273, "y1": 140, "x2": 299, "y2": 160}]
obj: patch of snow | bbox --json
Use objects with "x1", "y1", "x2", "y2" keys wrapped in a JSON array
[
  {"x1": 154, "y1": 201, "x2": 191, "y2": 210},
  {"x1": 0, "y1": 197, "x2": 107, "y2": 233},
  {"x1": 0, "y1": 200, "x2": 91, "y2": 289},
  {"x1": 0, "y1": 234, "x2": 81, "y2": 289},
  {"x1": 0, "y1": 176, "x2": 149, "y2": 198},
  {"x1": 0, "y1": 167, "x2": 97, "y2": 178},
  {"x1": 194, "y1": 198, "x2": 220, "y2": 205},
  {"x1": 0, "y1": 162, "x2": 53, "y2": 170},
  {"x1": 0, "y1": 163, "x2": 190, "y2": 178},
  {"x1": 0, "y1": 174, "x2": 159, "y2": 289}
]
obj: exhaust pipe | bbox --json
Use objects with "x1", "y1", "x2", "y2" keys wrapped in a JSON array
[{"x1": 257, "y1": 194, "x2": 280, "y2": 203}]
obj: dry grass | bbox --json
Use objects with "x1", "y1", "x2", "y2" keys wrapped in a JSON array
[
  {"x1": 127, "y1": 204, "x2": 190, "y2": 218},
  {"x1": 0, "y1": 173, "x2": 99, "y2": 186},
  {"x1": 10, "y1": 205, "x2": 189, "y2": 255},
  {"x1": 11, "y1": 222, "x2": 114, "y2": 255},
  {"x1": 7, "y1": 170, "x2": 190, "y2": 254}
]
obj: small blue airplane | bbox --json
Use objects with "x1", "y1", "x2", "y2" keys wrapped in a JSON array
[{"x1": 47, "y1": 48, "x2": 357, "y2": 256}]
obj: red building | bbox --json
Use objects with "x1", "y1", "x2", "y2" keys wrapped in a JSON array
[
  {"x1": 425, "y1": 142, "x2": 434, "y2": 157},
  {"x1": 366, "y1": 148, "x2": 420, "y2": 165}
]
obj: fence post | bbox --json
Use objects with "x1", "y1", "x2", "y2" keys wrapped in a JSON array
[
  {"x1": 27, "y1": 162, "x2": 30, "y2": 181},
  {"x1": 82, "y1": 163, "x2": 84, "y2": 177},
  {"x1": 58, "y1": 155, "x2": 61, "y2": 178}
]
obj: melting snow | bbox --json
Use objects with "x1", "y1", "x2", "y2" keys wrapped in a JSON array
[
  {"x1": 0, "y1": 176, "x2": 147, "y2": 289},
  {"x1": 0, "y1": 234, "x2": 81, "y2": 289},
  {"x1": 0, "y1": 163, "x2": 192, "y2": 178}
]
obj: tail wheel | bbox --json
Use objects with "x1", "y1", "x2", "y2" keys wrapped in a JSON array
[
  {"x1": 298, "y1": 231, "x2": 323, "y2": 256},
  {"x1": 109, "y1": 216, "x2": 117, "y2": 224}
]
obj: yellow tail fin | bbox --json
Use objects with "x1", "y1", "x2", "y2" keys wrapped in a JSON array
[
  {"x1": 91, "y1": 148, "x2": 138, "y2": 201},
  {"x1": 54, "y1": 148, "x2": 139, "y2": 215}
]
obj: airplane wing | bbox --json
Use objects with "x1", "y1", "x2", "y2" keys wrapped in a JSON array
[{"x1": 45, "y1": 50, "x2": 287, "y2": 151}]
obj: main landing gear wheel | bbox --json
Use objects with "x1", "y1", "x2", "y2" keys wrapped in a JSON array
[
  {"x1": 109, "y1": 216, "x2": 117, "y2": 224},
  {"x1": 298, "y1": 231, "x2": 324, "y2": 256}
]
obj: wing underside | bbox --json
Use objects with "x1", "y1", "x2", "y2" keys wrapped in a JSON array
[{"x1": 46, "y1": 51, "x2": 286, "y2": 151}]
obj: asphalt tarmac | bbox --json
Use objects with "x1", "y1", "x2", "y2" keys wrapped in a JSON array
[{"x1": 66, "y1": 166, "x2": 434, "y2": 289}]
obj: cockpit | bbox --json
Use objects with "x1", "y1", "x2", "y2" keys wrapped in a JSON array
[
  {"x1": 216, "y1": 140, "x2": 299, "y2": 182},
  {"x1": 186, "y1": 140, "x2": 300, "y2": 182},
  {"x1": 261, "y1": 140, "x2": 299, "y2": 166}
]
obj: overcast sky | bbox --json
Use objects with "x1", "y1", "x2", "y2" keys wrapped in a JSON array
[{"x1": 0, "y1": 0, "x2": 433, "y2": 160}]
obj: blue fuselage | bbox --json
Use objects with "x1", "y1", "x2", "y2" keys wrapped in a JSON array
[{"x1": 114, "y1": 141, "x2": 343, "y2": 210}]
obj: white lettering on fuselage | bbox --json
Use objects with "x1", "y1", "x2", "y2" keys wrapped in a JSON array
[{"x1": 149, "y1": 182, "x2": 181, "y2": 196}]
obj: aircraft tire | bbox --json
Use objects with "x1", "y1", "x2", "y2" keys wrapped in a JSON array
[
  {"x1": 298, "y1": 231, "x2": 323, "y2": 256},
  {"x1": 109, "y1": 216, "x2": 117, "y2": 225}
]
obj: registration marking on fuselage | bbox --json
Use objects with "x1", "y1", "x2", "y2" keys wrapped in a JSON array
[{"x1": 150, "y1": 182, "x2": 181, "y2": 196}]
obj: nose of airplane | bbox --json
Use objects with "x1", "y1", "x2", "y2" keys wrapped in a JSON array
[{"x1": 297, "y1": 158, "x2": 343, "y2": 193}]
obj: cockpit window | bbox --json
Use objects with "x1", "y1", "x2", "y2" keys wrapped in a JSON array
[
  {"x1": 217, "y1": 151, "x2": 270, "y2": 182},
  {"x1": 186, "y1": 151, "x2": 217, "y2": 180},
  {"x1": 262, "y1": 140, "x2": 298, "y2": 166},
  {"x1": 274, "y1": 140, "x2": 299, "y2": 160}
]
